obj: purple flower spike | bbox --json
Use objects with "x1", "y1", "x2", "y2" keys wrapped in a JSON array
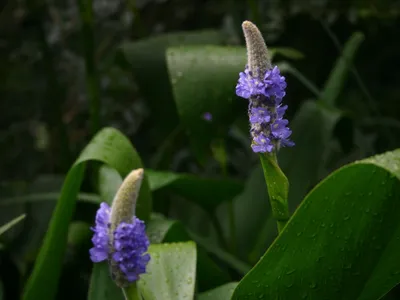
[
  {"x1": 112, "y1": 218, "x2": 151, "y2": 283},
  {"x1": 235, "y1": 64, "x2": 293, "y2": 152},
  {"x1": 89, "y1": 202, "x2": 150, "y2": 284}
]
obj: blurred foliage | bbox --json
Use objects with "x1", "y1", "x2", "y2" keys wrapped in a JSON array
[{"x1": 1, "y1": 0, "x2": 400, "y2": 299}]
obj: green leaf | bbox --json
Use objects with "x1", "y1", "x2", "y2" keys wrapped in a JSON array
[
  {"x1": 0, "y1": 214, "x2": 26, "y2": 236},
  {"x1": 167, "y1": 46, "x2": 246, "y2": 161},
  {"x1": 119, "y1": 31, "x2": 224, "y2": 136},
  {"x1": 198, "y1": 282, "x2": 239, "y2": 300},
  {"x1": 0, "y1": 193, "x2": 101, "y2": 205},
  {"x1": 98, "y1": 165, "x2": 123, "y2": 205},
  {"x1": 136, "y1": 242, "x2": 197, "y2": 300},
  {"x1": 146, "y1": 215, "x2": 231, "y2": 292},
  {"x1": 272, "y1": 47, "x2": 305, "y2": 60},
  {"x1": 23, "y1": 127, "x2": 151, "y2": 300},
  {"x1": 146, "y1": 169, "x2": 244, "y2": 212},
  {"x1": 217, "y1": 166, "x2": 272, "y2": 261},
  {"x1": 319, "y1": 32, "x2": 364, "y2": 107},
  {"x1": 233, "y1": 149, "x2": 400, "y2": 299}
]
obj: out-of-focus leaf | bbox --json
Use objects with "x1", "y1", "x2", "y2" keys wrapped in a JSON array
[
  {"x1": 67, "y1": 222, "x2": 91, "y2": 248},
  {"x1": 98, "y1": 165, "x2": 123, "y2": 205},
  {"x1": 217, "y1": 165, "x2": 273, "y2": 261},
  {"x1": 320, "y1": 32, "x2": 364, "y2": 107},
  {"x1": 189, "y1": 231, "x2": 251, "y2": 275},
  {"x1": 198, "y1": 282, "x2": 239, "y2": 300},
  {"x1": 0, "y1": 214, "x2": 26, "y2": 236},
  {"x1": 146, "y1": 169, "x2": 244, "y2": 212},
  {"x1": 1, "y1": 169, "x2": 244, "y2": 214},
  {"x1": 136, "y1": 242, "x2": 197, "y2": 300},
  {"x1": 0, "y1": 193, "x2": 101, "y2": 205},
  {"x1": 233, "y1": 149, "x2": 400, "y2": 299},
  {"x1": 167, "y1": 46, "x2": 246, "y2": 161},
  {"x1": 23, "y1": 127, "x2": 151, "y2": 300},
  {"x1": 119, "y1": 30, "x2": 224, "y2": 136},
  {"x1": 278, "y1": 62, "x2": 320, "y2": 97},
  {"x1": 280, "y1": 101, "x2": 341, "y2": 208},
  {"x1": 146, "y1": 215, "x2": 231, "y2": 292},
  {"x1": 272, "y1": 47, "x2": 305, "y2": 60}
]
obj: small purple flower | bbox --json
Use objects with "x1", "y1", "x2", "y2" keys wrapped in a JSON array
[
  {"x1": 263, "y1": 66, "x2": 287, "y2": 101},
  {"x1": 250, "y1": 107, "x2": 271, "y2": 124},
  {"x1": 89, "y1": 202, "x2": 150, "y2": 284},
  {"x1": 236, "y1": 67, "x2": 264, "y2": 99},
  {"x1": 235, "y1": 64, "x2": 294, "y2": 152},
  {"x1": 203, "y1": 112, "x2": 212, "y2": 121},
  {"x1": 252, "y1": 132, "x2": 273, "y2": 153}
]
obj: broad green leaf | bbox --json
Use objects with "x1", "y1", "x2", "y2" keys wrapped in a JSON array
[
  {"x1": 146, "y1": 216, "x2": 231, "y2": 292},
  {"x1": 23, "y1": 127, "x2": 151, "y2": 300},
  {"x1": 0, "y1": 214, "x2": 26, "y2": 236},
  {"x1": 320, "y1": 32, "x2": 364, "y2": 107},
  {"x1": 136, "y1": 242, "x2": 197, "y2": 300},
  {"x1": 233, "y1": 149, "x2": 400, "y2": 299},
  {"x1": 146, "y1": 169, "x2": 244, "y2": 211},
  {"x1": 198, "y1": 282, "x2": 239, "y2": 300},
  {"x1": 167, "y1": 46, "x2": 246, "y2": 161},
  {"x1": 119, "y1": 31, "x2": 224, "y2": 136}
]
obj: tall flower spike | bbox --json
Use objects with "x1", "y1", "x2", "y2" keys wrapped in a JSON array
[
  {"x1": 89, "y1": 168, "x2": 150, "y2": 288},
  {"x1": 236, "y1": 21, "x2": 294, "y2": 153}
]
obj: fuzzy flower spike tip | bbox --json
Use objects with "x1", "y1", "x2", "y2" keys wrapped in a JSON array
[
  {"x1": 89, "y1": 168, "x2": 150, "y2": 288},
  {"x1": 236, "y1": 21, "x2": 294, "y2": 153}
]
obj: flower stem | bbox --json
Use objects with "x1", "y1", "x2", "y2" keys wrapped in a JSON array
[
  {"x1": 122, "y1": 284, "x2": 141, "y2": 300},
  {"x1": 259, "y1": 153, "x2": 290, "y2": 233}
]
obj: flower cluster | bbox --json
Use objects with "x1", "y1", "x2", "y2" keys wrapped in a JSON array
[
  {"x1": 89, "y1": 202, "x2": 150, "y2": 284},
  {"x1": 236, "y1": 66, "x2": 294, "y2": 153}
]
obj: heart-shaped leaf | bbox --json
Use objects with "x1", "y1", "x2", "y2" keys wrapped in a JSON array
[{"x1": 233, "y1": 149, "x2": 400, "y2": 299}]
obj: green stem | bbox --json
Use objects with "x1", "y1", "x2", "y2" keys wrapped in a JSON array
[
  {"x1": 259, "y1": 152, "x2": 290, "y2": 233},
  {"x1": 122, "y1": 284, "x2": 141, "y2": 300},
  {"x1": 77, "y1": 0, "x2": 101, "y2": 135}
]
